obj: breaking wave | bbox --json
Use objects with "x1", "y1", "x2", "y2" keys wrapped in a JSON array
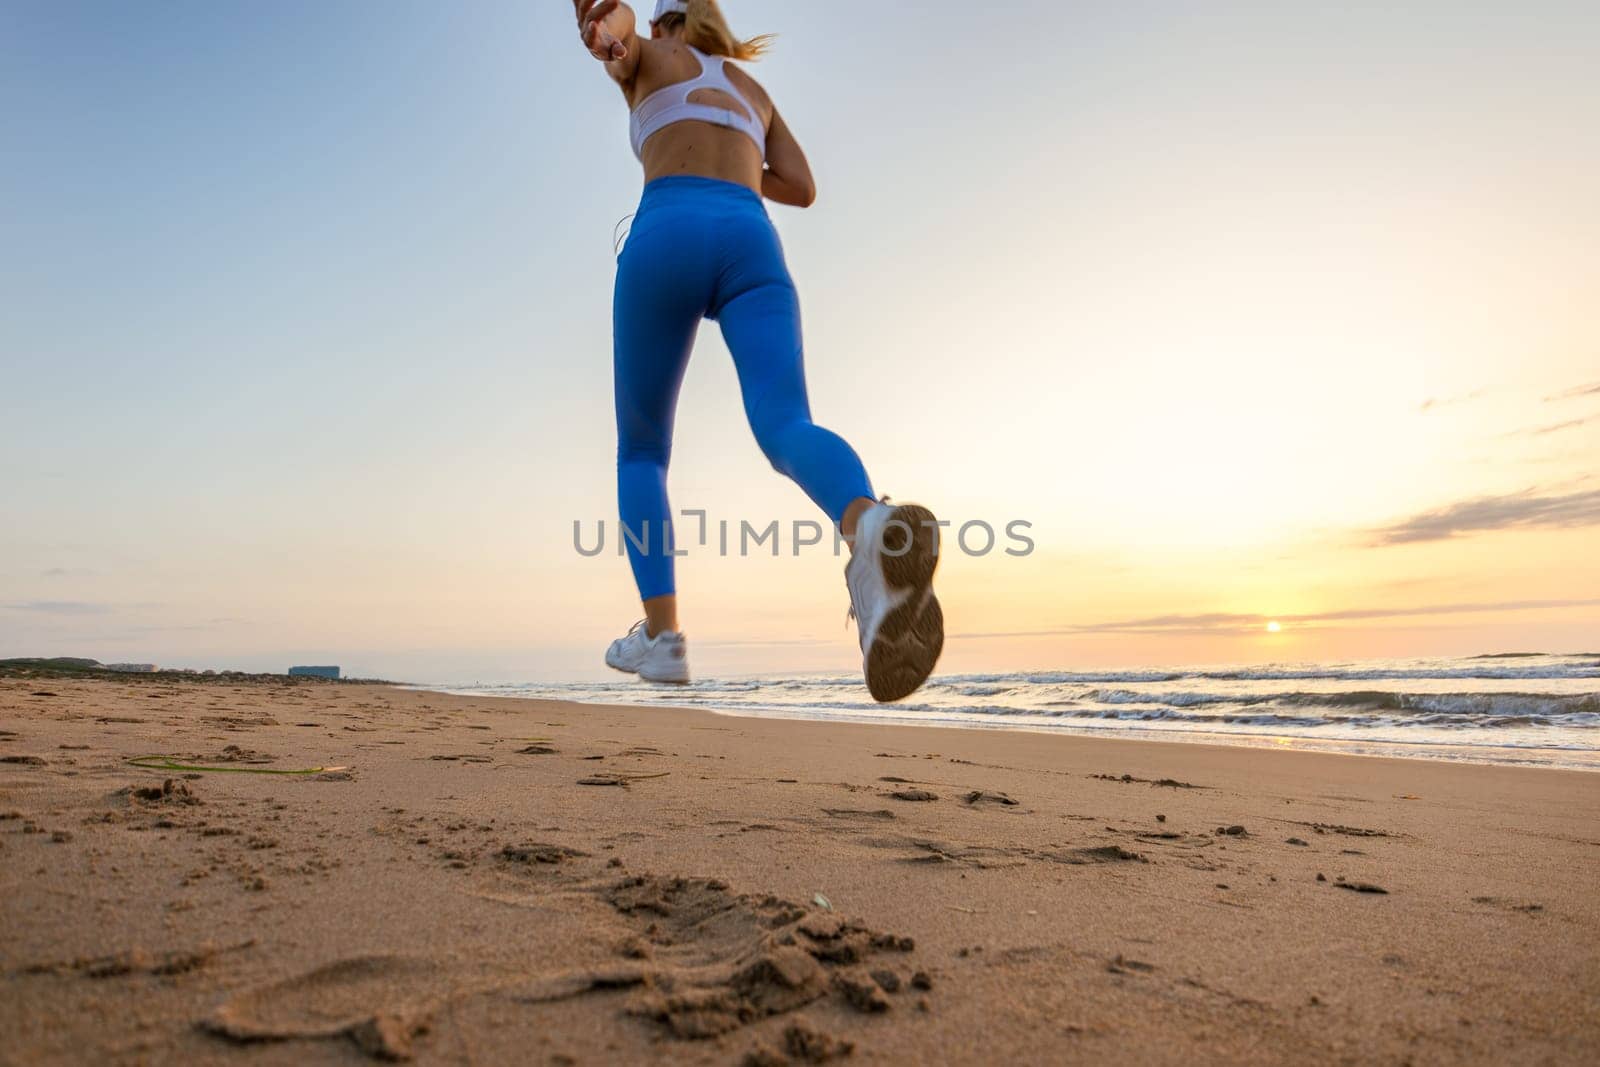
[{"x1": 424, "y1": 653, "x2": 1600, "y2": 768}]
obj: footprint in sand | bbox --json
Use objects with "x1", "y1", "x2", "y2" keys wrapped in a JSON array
[
  {"x1": 1471, "y1": 895, "x2": 1543, "y2": 913},
  {"x1": 593, "y1": 875, "x2": 917, "y2": 1039},
  {"x1": 822, "y1": 808, "x2": 897, "y2": 821},
  {"x1": 962, "y1": 790, "x2": 1018, "y2": 807},
  {"x1": 202, "y1": 955, "x2": 444, "y2": 1060}
]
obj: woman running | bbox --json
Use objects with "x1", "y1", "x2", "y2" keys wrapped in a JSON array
[{"x1": 575, "y1": 0, "x2": 943, "y2": 702}]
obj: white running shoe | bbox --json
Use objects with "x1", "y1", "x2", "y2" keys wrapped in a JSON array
[
  {"x1": 605, "y1": 621, "x2": 690, "y2": 685},
  {"x1": 845, "y1": 500, "x2": 944, "y2": 702}
]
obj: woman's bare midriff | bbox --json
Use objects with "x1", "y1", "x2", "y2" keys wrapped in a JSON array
[{"x1": 639, "y1": 122, "x2": 764, "y2": 192}]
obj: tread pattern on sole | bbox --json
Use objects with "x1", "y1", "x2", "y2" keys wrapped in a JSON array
[{"x1": 864, "y1": 504, "x2": 944, "y2": 703}]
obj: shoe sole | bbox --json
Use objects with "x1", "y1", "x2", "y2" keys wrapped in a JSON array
[
  {"x1": 605, "y1": 657, "x2": 689, "y2": 685},
  {"x1": 864, "y1": 504, "x2": 944, "y2": 703}
]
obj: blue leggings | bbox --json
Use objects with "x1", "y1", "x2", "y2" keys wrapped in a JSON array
[{"x1": 614, "y1": 176, "x2": 874, "y2": 601}]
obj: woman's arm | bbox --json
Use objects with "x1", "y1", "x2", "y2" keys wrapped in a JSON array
[
  {"x1": 762, "y1": 110, "x2": 816, "y2": 208},
  {"x1": 575, "y1": 0, "x2": 641, "y2": 85}
]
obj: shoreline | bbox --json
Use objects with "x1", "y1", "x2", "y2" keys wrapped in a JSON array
[
  {"x1": 416, "y1": 683, "x2": 1600, "y2": 773},
  {"x1": 4, "y1": 676, "x2": 1598, "y2": 1063}
]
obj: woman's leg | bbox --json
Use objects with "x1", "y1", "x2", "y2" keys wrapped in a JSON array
[
  {"x1": 712, "y1": 223, "x2": 876, "y2": 528},
  {"x1": 614, "y1": 227, "x2": 705, "y2": 628},
  {"x1": 713, "y1": 210, "x2": 943, "y2": 702}
]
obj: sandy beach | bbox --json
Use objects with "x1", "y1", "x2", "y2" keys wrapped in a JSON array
[{"x1": 2, "y1": 672, "x2": 1597, "y2": 1065}]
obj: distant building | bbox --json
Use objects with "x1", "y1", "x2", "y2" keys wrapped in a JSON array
[
  {"x1": 105, "y1": 663, "x2": 158, "y2": 673},
  {"x1": 288, "y1": 665, "x2": 341, "y2": 680}
]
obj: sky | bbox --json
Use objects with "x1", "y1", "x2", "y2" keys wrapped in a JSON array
[{"x1": 2, "y1": 1, "x2": 1597, "y2": 683}]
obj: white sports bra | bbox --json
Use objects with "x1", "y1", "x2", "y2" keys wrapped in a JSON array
[{"x1": 629, "y1": 46, "x2": 767, "y2": 161}]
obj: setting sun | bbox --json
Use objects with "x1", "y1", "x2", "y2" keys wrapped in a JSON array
[{"x1": 1266, "y1": 621, "x2": 1283, "y2": 633}]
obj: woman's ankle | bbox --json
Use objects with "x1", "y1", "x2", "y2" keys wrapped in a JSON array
[
  {"x1": 840, "y1": 497, "x2": 876, "y2": 548},
  {"x1": 642, "y1": 594, "x2": 678, "y2": 638}
]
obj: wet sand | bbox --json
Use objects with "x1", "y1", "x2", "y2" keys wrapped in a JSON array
[{"x1": 2, "y1": 674, "x2": 1598, "y2": 1065}]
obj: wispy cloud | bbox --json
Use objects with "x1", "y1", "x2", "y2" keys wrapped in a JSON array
[
  {"x1": 2, "y1": 600, "x2": 114, "y2": 615},
  {"x1": 1503, "y1": 414, "x2": 1599, "y2": 438},
  {"x1": 40, "y1": 567, "x2": 98, "y2": 578},
  {"x1": 1418, "y1": 388, "x2": 1488, "y2": 413},
  {"x1": 1531, "y1": 415, "x2": 1597, "y2": 436},
  {"x1": 951, "y1": 597, "x2": 1600, "y2": 639},
  {"x1": 1544, "y1": 380, "x2": 1600, "y2": 402},
  {"x1": 112, "y1": 617, "x2": 250, "y2": 634},
  {"x1": 1368, "y1": 488, "x2": 1600, "y2": 545},
  {"x1": 699, "y1": 636, "x2": 832, "y2": 648}
]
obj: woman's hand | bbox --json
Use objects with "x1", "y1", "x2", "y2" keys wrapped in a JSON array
[{"x1": 576, "y1": 0, "x2": 629, "y2": 62}]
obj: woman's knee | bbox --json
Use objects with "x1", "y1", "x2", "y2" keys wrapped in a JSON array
[
  {"x1": 617, "y1": 438, "x2": 671, "y2": 468},
  {"x1": 750, "y1": 416, "x2": 808, "y2": 474}
]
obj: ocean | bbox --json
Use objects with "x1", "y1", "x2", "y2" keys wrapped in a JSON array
[{"x1": 423, "y1": 652, "x2": 1600, "y2": 771}]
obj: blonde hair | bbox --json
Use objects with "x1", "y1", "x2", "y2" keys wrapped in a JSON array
[{"x1": 657, "y1": 0, "x2": 773, "y2": 62}]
